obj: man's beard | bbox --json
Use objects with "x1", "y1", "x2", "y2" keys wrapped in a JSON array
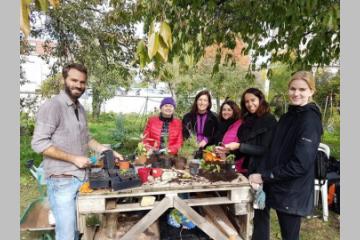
[{"x1": 64, "y1": 84, "x2": 85, "y2": 101}]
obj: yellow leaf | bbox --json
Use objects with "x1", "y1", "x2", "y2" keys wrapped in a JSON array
[
  {"x1": 159, "y1": 21, "x2": 172, "y2": 49},
  {"x1": 36, "y1": 0, "x2": 49, "y2": 12},
  {"x1": 48, "y1": 0, "x2": 60, "y2": 8},
  {"x1": 148, "y1": 32, "x2": 160, "y2": 59},
  {"x1": 20, "y1": 0, "x2": 31, "y2": 37},
  {"x1": 157, "y1": 38, "x2": 169, "y2": 62}
]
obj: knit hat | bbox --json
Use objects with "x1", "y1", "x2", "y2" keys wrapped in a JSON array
[{"x1": 160, "y1": 97, "x2": 176, "y2": 108}]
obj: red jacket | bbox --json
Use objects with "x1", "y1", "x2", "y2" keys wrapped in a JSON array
[{"x1": 143, "y1": 116, "x2": 183, "y2": 154}]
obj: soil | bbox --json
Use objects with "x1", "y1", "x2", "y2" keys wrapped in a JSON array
[{"x1": 198, "y1": 168, "x2": 238, "y2": 182}]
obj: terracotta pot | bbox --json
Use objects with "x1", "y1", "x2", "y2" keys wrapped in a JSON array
[
  {"x1": 117, "y1": 160, "x2": 130, "y2": 170},
  {"x1": 136, "y1": 154, "x2": 147, "y2": 165}
]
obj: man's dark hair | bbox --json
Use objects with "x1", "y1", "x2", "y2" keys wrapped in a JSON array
[{"x1": 62, "y1": 63, "x2": 88, "y2": 79}]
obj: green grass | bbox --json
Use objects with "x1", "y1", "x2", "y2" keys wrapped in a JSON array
[{"x1": 270, "y1": 209, "x2": 340, "y2": 240}]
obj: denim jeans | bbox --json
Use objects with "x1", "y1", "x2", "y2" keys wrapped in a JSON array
[{"x1": 47, "y1": 176, "x2": 83, "y2": 240}]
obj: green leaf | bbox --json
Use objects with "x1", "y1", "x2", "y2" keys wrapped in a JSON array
[
  {"x1": 148, "y1": 32, "x2": 160, "y2": 59},
  {"x1": 136, "y1": 40, "x2": 149, "y2": 68},
  {"x1": 159, "y1": 21, "x2": 173, "y2": 49}
]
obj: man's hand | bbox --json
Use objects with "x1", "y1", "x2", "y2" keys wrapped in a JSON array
[
  {"x1": 224, "y1": 142, "x2": 240, "y2": 151},
  {"x1": 73, "y1": 156, "x2": 91, "y2": 168},
  {"x1": 198, "y1": 140, "x2": 207, "y2": 148},
  {"x1": 249, "y1": 173, "x2": 263, "y2": 184},
  {"x1": 113, "y1": 150, "x2": 124, "y2": 161}
]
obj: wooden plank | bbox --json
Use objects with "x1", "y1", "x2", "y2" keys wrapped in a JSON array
[
  {"x1": 229, "y1": 188, "x2": 252, "y2": 202},
  {"x1": 173, "y1": 195, "x2": 229, "y2": 240},
  {"x1": 120, "y1": 195, "x2": 173, "y2": 240},
  {"x1": 105, "y1": 199, "x2": 117, "y2": 210},
  {"x1": 202, "y1": 205, "x2": 242, "y2": 240},
  {"x1": 78, "y1": 198, "x2": 105, "y2": 213},
  {"x1": 184, "y1": 197, "x2": 234, "y2": 206},
  {"x1": 79, "y1": 186, "x2": 247, "y2": 200}
]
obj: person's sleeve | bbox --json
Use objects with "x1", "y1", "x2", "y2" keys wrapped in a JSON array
[
  {"x1": 239, "y1": 121, "x2": 276, "y2": 157},
  {"x1": 169, "y1": 120, "x2": 183, "y2": 154},
  {"x1": 205, "y1": 114, "x2": 218, "y2": 145},
  {"x1": 31, "y1": 101, "x2": 60, "y2": 154},
  {"x1": 261, "y1": 119, "x2": 322, "y2": 182},
  {"x1": 142, "y1": 118, "x2": 152, "y2": 149},
  {"x1": 182, "y1": 114, "x2": 190, "y2": 140}
]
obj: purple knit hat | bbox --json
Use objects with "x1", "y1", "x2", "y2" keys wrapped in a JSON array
[{"x1": 160, "y1": 97, "x2": 176, "y2": 108}]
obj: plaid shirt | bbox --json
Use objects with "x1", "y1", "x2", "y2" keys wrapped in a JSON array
[{"x1": 31, "y1": 90, "x2": 91, "y2": 180}]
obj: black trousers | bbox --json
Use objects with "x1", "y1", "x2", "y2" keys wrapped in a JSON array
[{"x1": 252, "y1": 207, "x2": 301, "y2": 240}]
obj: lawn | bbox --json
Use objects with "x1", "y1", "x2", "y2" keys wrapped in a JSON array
[{"x1": 20, "y1": 113, "x2": 340, "y2": 239}]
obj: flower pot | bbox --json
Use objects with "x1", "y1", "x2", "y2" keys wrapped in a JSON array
[
  {"x1": 137, "y1": 167, "x2": 151, "y2": 183},
  {"x1": 136, "y1": 154, "x2": 147, "y2": 165},
  {"x1": 189, "y1": 159, "x2": 200, "y2": 176},
  {"x1": 151, "y1": 168, "x2": 163, "y2": 178},
  {"x1": 117, "y1": 160, "x2": 130, "y2": 170},
  {"x1": 174, "y1": 157, "x2": 187, "y2": 170}
]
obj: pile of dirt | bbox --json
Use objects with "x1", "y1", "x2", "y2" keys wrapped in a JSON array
[{"x1": 198, "y1": 169, "x2": 238, "y2": 182}]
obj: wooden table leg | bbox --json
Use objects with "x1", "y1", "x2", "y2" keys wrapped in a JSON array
[
  {"x1": 173, "y1": 195, "x2": 229, "y2": 240},
  {"x1": 120, "y1": 195, "x2": 172, "y2": 240}
]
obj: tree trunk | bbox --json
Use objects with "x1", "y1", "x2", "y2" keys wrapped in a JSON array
[
  {"x1": 216, "y1": 96, "x2": 220, "y2": 112},
  {"x1": 92, "y1": 90, "x2": 102, "y2": 119}
]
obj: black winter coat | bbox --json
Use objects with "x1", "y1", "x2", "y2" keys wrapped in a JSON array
[
  {"x1": 237, "y1": 112, "x2": 277, "y2": 174},
  {"x1": 182, "y1": 111, "x2": 218, "y2": 147},
  {"x1": 261, "y1": 103, "x2": 323, "y2": 216}
]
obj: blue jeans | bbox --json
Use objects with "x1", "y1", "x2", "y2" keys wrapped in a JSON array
[{"x1": 47, "y1": 176, "x2": 83, "y2": 240}]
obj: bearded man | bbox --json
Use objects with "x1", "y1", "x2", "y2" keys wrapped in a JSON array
[{"x1": 31, "y1": 63, "x2": 122, "y2": 240}]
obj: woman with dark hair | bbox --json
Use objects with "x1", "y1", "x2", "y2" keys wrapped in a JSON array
[
  {"x1": 213, "y1": 100, "x2": 243, "y2": 160},
  {"x1": 249, "y1": 71, "x2": 323, "y2": 240},
  {"x1": 223, "y1": 88, "x2": 277, "y2": 175},
  {"x1": 182, "y1": 90, "x2": 218, "y2": 151}
]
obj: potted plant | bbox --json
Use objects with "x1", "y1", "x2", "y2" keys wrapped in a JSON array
[
  {"x1": 178, "y1": 134, "x2": 198, "y2": 162},
  {"x1": 135, "y1": 142, "x2": 147, "y2": 164},
  {"x1": 224, "y1": 154, "x2": 236, "y2": 172}
]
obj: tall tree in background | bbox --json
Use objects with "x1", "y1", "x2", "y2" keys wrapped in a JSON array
[{"x1": 31, "y1": 0, "x2": 138, "y2": 118}]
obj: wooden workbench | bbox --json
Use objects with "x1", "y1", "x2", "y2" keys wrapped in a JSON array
[{"x1": 77, "y1": 172, "x2": 254, "y2": 240}]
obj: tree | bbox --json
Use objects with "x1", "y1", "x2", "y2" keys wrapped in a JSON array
[
  {"x1": 135, "y1": 0, "x2": 339, "y2": 73},
  {"x1": 31, "y1": 0, "x2": 138, "y2": 118}
]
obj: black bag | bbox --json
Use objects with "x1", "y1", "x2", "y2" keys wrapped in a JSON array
[{"x1": 315, "y1": 150, "x2": 329, "y2": 183}]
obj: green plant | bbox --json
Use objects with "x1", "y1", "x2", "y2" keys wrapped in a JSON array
[
  {"x1": 178, "y1": 134, "x2": 198, "y2": 159},
  {"x1": 200, "y1": 159, "x2": 221, "y2": 173},
  {"x1": 135, "y1": 142, "x2": 147, "y2": 156},
  {"x1": 112, "y1": 114, "x2": 127, "y2": 148},
  {"x1": 226, "y1": 154, "x2": 235, "y2": 164}
]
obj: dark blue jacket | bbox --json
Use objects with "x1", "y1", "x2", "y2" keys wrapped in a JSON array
[{"x1": 261, "y1": 103, "x2": 323, "y2": 216}]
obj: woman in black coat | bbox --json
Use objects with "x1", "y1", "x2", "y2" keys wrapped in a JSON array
[
  {"x1": 223, "y1": 88, "x2": 277, "y2": 175},
  {"x1": 182, "y1": 90, "x2": 218, "y2": 152},
  {"x1": 220, "y1": 88, "x2": 277, "y2": 240},
  {"x1": 249, "y1": 71, "x2": 323, "y2": 240}
]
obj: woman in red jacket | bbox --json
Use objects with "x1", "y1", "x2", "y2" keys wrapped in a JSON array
[{"x1": 143, "y1": 97, "x2": 183, "y2": 155}]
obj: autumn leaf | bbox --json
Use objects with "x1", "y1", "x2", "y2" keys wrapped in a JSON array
[
  {"x1": 159, "y1": 21, "x2": 173, "y2": 49},
  {"x1": 148, "y1": 32, "x2": 160, "y2": 59}
]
